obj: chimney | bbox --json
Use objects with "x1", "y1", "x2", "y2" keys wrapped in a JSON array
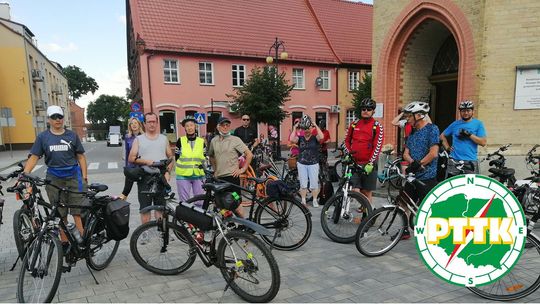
[{"x1": 0, "y1": 2, "x2": 10, "y2": 20}]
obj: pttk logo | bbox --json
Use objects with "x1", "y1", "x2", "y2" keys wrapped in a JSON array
[{"x1": 415, "y1": 175, "x2": 526, "y2": 287}]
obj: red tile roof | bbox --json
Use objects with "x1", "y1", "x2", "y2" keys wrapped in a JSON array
[
  {"x1": 130, "y1": 0, "x2": 372, "y2": 65},
  {"x1": 307, "y1": 0, "x2": 372, "y2": 64}
]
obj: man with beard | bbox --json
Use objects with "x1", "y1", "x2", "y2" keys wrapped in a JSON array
[{"x1": 440, "y1": 100, "x2": 487, "y2": 176}]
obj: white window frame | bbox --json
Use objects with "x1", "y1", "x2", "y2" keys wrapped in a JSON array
[
  {"x1": 348, "y1": 70, "x2": 360, "y2": 91},
  {"x1": 292, "y1": 68, "x2": 305, "y2": 89},
  {"x1": 346, "y1": 109, "x2": 356, "y2": 128},
  {"x1": 199, "y1": 62, "x2": 214, "y2": 85},
  {"x1": 319, "y1": 69, "x2": 330, "y2": 90},
  {"x1": 232, "y1": 64, "x2": 246, "y2": 87},
  {"x1": 163, "y1": 59, "x2": 179, "y2": 84}
]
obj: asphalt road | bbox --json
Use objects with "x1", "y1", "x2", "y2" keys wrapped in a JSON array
[{"x1": 0, "y1": 142, "x2": 538, "y2": 302}]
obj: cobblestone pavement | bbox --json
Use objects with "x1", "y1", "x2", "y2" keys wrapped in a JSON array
[{"x1": 1, "y1": 171, "x2": 539, "y2": 303}]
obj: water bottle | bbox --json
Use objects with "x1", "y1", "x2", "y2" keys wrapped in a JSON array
[{"x1": 66, "y1": 223, "x2": 83, "y2": 244}]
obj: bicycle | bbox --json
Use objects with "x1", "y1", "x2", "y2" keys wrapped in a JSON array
[
  {"x1": 15, "y1": 173, "x2": 122, "y2": 303},
  {"x1": 129, "y1": 179, "x2": 281, "y2": 303},
  {"x1": 186, "y1": 167, "x2": 312, "y2": 251},
  {"x1": 320, "y1": 152, "x2": 372, "y2": 243},
  {"x1": 439, "y1": 149, "x2": 477, "y2": 179},
  {"x1": 355, "y1": 171, "x2": 428, "y2": 257},
  {"x1": 0, "y1": 165, "x2": 23, "y2": 227},
  {"x1": 377, "y1": 147, "x2": 406, "y2": 201},
  {"x1": 480, "y1": 143, "x2": 515, "y2": 186}
]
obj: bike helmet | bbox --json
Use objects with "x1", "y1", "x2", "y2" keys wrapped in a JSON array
[
  {"x1": 403, "y1": 101, "x2": 430, "y2": 114},
  {"x1": 298, "y1": 115, "x2": 312, "y2": 130},
  {"x1": 458, "y1": 100, "x2": 474, "y2": 110},
  {"x1": 181, "y1": 115, "x2": 197, "y2": 127},
  {"x1": 360, "y1": 97, "x2": 376, "y2": 110},
  {"x1": 215, "y1": 191, "x2": 241, "y2": 211}
]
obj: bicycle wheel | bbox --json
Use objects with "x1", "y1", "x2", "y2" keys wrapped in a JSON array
[
  {"x1": 13, "y1": 208, "x2": 35, "y2": 258},
  {"x1": 254, "y1": 197, "x2": 312, "y2": 250},
  {"x1": 355, "y1": 206, "x2": 407, "y2": 257},
  {"x1": 320, "y1": 191, "x2": 372, "y2": 243},
  {"x1": 468, "y1": 234, "x2": 540, "y2": 301},
  {"x1": 217, "y1": 230, "x2": 280, "y2": 303},
  {"x1": 17, "y1": 231, "x2": 62, "y2": 303},
  {"x1": 86, "y1": 219, "x2": 120, "y2": 271},
  {"x1": 130, "y1": 220, "x2": 196, "y2": 275}
]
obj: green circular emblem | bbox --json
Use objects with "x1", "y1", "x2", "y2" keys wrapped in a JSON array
[{"x1": 415, "y1": 174, "x2": 526, "y2": 287}]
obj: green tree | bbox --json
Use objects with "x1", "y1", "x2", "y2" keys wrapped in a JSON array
[
  {"x1": 227, "y1": 66, "x2": 294, "y2": 125},
  {"x1": 351, "y1": 73, "x2": 372, "y2": 116},
  {"x1": 87, "y1": 95, "x2": 130, "y2": 131},
  {"x1": 62, "y1": 65, "x2": 99, "y2": 101}
]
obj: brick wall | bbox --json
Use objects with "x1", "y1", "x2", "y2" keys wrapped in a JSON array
[{"x1": 69, "y1": 101, "x2": 86, "y2": 140}]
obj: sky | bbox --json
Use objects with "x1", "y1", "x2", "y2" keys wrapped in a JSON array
[
  {"x1": 4, "y1": 0, "x2": 128, "y2": 110},
  {"x1": 3, "y1": 0, "x2": 373, "y2": 110}
]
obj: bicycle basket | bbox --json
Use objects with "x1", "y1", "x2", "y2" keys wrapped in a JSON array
[
  {"x1": 175, "y1": 202, "x2": 214, "y2": 231},
  {"x1": 215, "y1": 191, "x2": 241, "y2": 210}
]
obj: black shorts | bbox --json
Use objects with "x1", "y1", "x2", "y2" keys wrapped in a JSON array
[
  {"x1": 137, "y1": 175, "x2": 165, "y2": 212},
  {"x1": 349, "y1": 164, "x2": 378, "y2": 191}
]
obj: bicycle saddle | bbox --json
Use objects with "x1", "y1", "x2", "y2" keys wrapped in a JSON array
[
  {"x1": 203, "y1": 182, "x2": 235, "y2": 193},
  {"x1": 247, "y1": 177, "x2": 270, "y2": 184},
  {"x1": 88, "y1": 183, "x2": 108, "y2": 193},
  {"x1": 141, "y1": 166, "x2": 160, "y2": 175},
  {"x1": 488, "y1": 167, "x2": 515, "y2": 177}
]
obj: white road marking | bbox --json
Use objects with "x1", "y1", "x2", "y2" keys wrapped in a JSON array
[
  {"x1": 87, "y1": 163, "x2": 99, "y2": 170},
  {"x1": 108, "y1": 162, "x2": 118, "y2": 169}
]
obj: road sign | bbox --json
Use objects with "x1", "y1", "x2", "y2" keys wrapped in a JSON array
[
  {"x1": 130, "y1": 112, "x2": 144, "y2": 121},
  {"x1": 194, "y1": 112, "x2": 206, "y2": 124},
  {"x1": 130, "y1": 102, "x2": 142, "y2": 112}
]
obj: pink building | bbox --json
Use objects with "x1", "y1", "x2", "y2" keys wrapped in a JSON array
[{"x1": 126, "y1": 0, "x2": 372, "y2": 145}]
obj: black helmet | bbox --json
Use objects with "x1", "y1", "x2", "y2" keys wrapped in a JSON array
[
  {"x1": 458, "y1": 100, "x2": 474, "y2": 110},
  {"x1": 181, "y1": 116, "x2": 197, "y2": 127},
  {"x1": 215, "y1": 191, "x2": 241, "y2": 211},
  {"x1": 360, "y1": 97, "x2": 376, "y2": 110},
  {"x1": 298, "y1": 115, "x2": 312, "y2": 130}
]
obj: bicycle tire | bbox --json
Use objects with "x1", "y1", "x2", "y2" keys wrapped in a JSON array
[
  {"x1": 468, "y1": 234, "x2": 540, "y2": 301},
  {"x1": 86, "y1": 219, "x2": 120, "y2": 271},
  {"x1": 320, "y1": 191, "x2": 372, "y2": 243},
  {"x1": 13, "y1": 208, "x2": 35, "y2": 258},
  {"x1": 17, "y1": 231, "x2": 63, "y2": 303},
  {"x1": 253, "y1": 196, "x2": 312, "y2": 250},
  {"x1": 355, "y1": 206, "x2": 407, "y2": 257},
  {"x1": 217, "y1": 230, "x2": 280, "y2": 303},
  {"x1": 130, "y1": 220, "x2": 196, "y2": 275}
]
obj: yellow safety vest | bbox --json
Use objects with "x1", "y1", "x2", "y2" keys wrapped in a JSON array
[{"x1": 175, "y1": 136, "x2": 205, "y2": 177}]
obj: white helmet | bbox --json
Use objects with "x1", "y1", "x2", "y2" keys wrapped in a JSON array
[
  {"x1": 298, "y1": 115, "x2": 312, "y2": 129},
  {"x1": 458, "y1": 100, "x2": 474, "y2": 110},
  {"x1": 404, "y1": 101, "x2": 430, "y2": 114}
]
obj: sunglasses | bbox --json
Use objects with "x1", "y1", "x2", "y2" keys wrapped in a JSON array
[
  {"x1": 361, "y1": 108, "x2": 374, "y2": 112},
  {"x1": 242, "y1": 118, "x2": 250, "y2": 121},
  {"x1": 49, "y1": 114, "x2": 64, "y2": 120}
]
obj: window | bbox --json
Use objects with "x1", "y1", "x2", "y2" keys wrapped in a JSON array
[
  {"x1": 346, "y1": 109, "x2": 356, "y2": 128},
  {"x1": 315, "y1": 112, "x2": 327, "y2": 127},
  {"x1": 163, "y1": 59, "x2": 179, "y2": 83},
  {"x1": 199, "y1": 62, "x2": 214, "y2": 85},
  {"x1": 232, "y1": 64, "x2": 246, "y2": 87},
  {"x1": 348, "y1": 71, "x2": 360, "y2": 91},
  {"x1": 319, "y1": 70, "x2": 330, "y2": 90},
  {"x1": 292, "y1": 68, "x2": 304, "y2": 89},
  {"x1": 291, "y1": 111, "x2": 303, "y2": 126}
]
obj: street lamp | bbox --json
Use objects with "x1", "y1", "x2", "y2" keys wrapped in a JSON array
[{"x1": 266, "y1": 37, "x2": 288, "y2": 160}]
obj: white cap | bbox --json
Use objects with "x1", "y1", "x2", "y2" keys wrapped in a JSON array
[{"x1": 47, "y1": 105, "x2": 64, "y2": 117}]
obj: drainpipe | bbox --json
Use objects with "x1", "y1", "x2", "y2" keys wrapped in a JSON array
[
  {"x1": 146, "y1": 52, "x2": 154, "y2": 113},
  {"x1": 334, "y1": 67, "x2": 339, "y2": 151}
]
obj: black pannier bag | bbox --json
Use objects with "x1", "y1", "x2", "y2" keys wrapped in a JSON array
[
  {"x1": 266, "y1": 180, "x2": 290, "y2": 199},
  {"x1": 104, "y1": 199, "x2": 130, "y2": 241},
  {"x1": 175, "y1": 202, "x2": 214, "y2": 231}
]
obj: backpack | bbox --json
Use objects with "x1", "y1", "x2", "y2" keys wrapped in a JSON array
[
  {"x1": 318, "y1": 180, "x2": 334, "y2": 204},
  {"x1": 104, "y1": 199, "x2": 130, "y2": 241}
]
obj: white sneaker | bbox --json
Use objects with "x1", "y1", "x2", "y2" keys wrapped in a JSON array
[{"x1": 312, "y1": 200, "x2": 319, "y2": 208}]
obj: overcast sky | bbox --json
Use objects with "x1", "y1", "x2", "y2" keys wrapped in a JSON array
[{"x1": 4, "y1": 0, "x2": 373, "y2": 110}]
